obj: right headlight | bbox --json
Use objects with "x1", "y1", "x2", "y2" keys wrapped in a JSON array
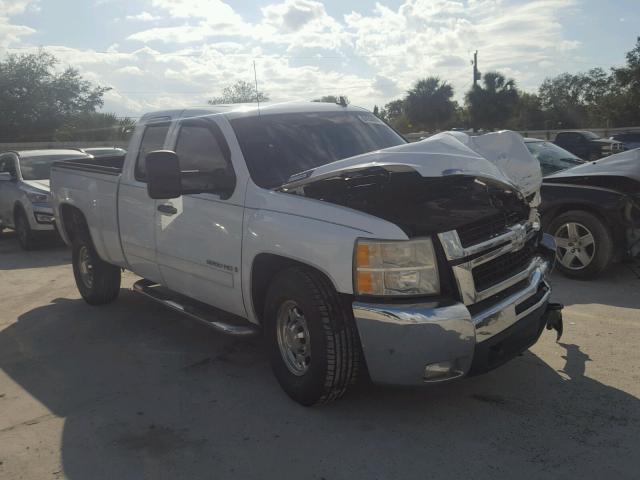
[{"x1": 354, "y1": 237, "x2": 440, "y2": 297}]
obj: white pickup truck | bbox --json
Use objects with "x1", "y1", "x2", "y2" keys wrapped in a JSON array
[{"x1": 51, "y1": 102, "x2": 563, "y2": 406}]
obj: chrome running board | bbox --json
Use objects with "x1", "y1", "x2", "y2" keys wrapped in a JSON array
[{"x1": 132, "y1": 279, "x2": 259, "y2": 337}]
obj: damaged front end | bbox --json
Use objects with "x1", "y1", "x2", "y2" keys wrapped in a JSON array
[{"x1": 279, "y1": 131, "x2": 564, "y2": 385}]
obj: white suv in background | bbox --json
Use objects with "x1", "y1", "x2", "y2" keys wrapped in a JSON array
[{"x1": 0, "y1": 149, "x2": 90, "y2": 249}]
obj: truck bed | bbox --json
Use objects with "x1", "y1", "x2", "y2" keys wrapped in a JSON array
[{"x1": 50, "y1": 154, "x2": 127, "y2": 267}]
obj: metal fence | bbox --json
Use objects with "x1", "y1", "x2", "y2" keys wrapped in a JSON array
[{"x1": 0, "y1": 140, "x2": 128, "y2": 152}]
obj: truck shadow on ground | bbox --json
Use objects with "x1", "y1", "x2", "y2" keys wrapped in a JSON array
[
  {"x1": 0, "y1": 231, "x2": 69, "y2": 270},
  {"x1": 1, "y1": 291, "x2": 638, "y2": 479}
]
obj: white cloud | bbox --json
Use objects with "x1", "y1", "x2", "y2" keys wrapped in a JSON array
[
  {"x1": 0, "y1": 0, "x2": 38, "y2": 15},
  {"x1": 116, "y1": 65, "x2": 144, "y2": 75},
  {"x1": 125, "y1": 11, "x2": 161, "y2": 22},
  {"x1": 345, "y1": 0, "x2": 580, "y2": 96},
  {"x1": 0, "y1": 0, "x2": 38, "y2": 47},
  {"x1": 4, "y1": 0, "x2": 583, "y2": 115},
  {"x1": 262, "y1": 0, "x2": 326, "y2": 32}
]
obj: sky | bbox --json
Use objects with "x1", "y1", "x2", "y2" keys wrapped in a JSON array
[{"x1": 0, "y1": 0, "x2": 638, "y2": 117}]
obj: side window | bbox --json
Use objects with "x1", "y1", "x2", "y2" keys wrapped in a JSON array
[
  {"x1": 174, "y1": 123, "x2": 236, "y2": 195},
  {"x1": 135, "y1": 123, "x2": 170, "y2": 181}
]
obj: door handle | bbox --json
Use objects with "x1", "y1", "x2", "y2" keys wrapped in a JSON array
[{"x1": 157, "y1": 204, "x2": 178, "y2": 215}]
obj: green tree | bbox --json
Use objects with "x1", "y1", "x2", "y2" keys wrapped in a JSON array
[
  {"x1": 55, "y1": 112, "x2": 135, "y2": 142},
  {"x1": 380, "y1": 99, "x2": 411, "y2": 132},
  {"x1": 404, "y1": 77, "x2": 455, "y2": 131},
  {"x1": 537, "y1": 68, "x2": 624, "y2": 128},
  {"x1": 537, "y1": 72, "x2": 587, "y2": 128},
  {"x1": 312, "y1": 95, "x2": 350, "y2": 104},
  {"x1": 507, "y1": 92, "x2": 546, "y2": 130},
  {"x1": 466, "y1": 71, "x2": 519, "y2": 130},
  {"x1": 610, "y1": 37, "x2": 640, "y2": 125},
  {"x1": 208, "y1": 80, "x2": 269, "y2": 104},
  {"x1": 0, "y1": 50, "x2": 110, "y2": 142}
]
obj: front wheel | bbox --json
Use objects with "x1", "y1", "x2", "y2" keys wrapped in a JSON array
[
  {"x1": 264, "y1": 267, "x2": 361, "y2": 406},
  {"x1": 15, "y1": 210, "x2": 36, "y2": 250},
  {"x1": 72, "y1": 235, "x2": 121, "y2": 305},
  {"x1": 548, "y1": 210, "x2": 613, "y2": 279}
]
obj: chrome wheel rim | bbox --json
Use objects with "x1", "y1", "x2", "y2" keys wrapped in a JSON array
[
  {"x1": 276, "y1": 300, "x2": 311, "y2": 376},
  {"x1": 554, "y1": 222, "x2": 596, "y2": 270},
  {"x1": 78, "y1": 246, "x2": 94, "y2": 289}
]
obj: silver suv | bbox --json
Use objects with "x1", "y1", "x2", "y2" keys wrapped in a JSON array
[{"x1": 0, "y1": 149, "x2": 90, "y2": 249}]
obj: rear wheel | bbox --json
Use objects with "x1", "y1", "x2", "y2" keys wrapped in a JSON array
[
  {"x1": 549, "y1": 210, "x2": 613, "y2": 279},
  {"x1": 15, "y1": 209, "x2": 36, "y2": 250},
  {"x1": 72, "y1": 234, "x2": 121, "y2": 305},
  {"x1": 264, "y1": 266, "x2": 361, "y2": 406}
]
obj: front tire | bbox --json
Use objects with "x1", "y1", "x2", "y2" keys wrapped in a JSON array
[
  {"x1": 548, "y1": 210, "x2": 613, "y2": 279},
  {"x1": 264, "y1": 267, "x2": 361, "y2": 406},
  {"x1": 15, "y1": 209, "x2": 36, "y2": 250},
  {"x1": 72, "y1": 234, "x2": 121, "y2": 305}
]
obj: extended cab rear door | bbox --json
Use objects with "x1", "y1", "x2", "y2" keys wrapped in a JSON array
[
  {"x1": 118, "y1": 116, "x2": 175, "y2": 283},
  {"x1": 154, "y1": 114, "x2": 247, "y2": 317}
]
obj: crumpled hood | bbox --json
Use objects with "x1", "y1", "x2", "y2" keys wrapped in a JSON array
[
  {"x1": 282, "y1": 130, "x2": 542, "y2": 199},
  {"x1": 22, "y1": 179, "x2": 50, "y2": 192},
  {"x1": 547, "y1": 148, "x2": 640, "y2": 183}
]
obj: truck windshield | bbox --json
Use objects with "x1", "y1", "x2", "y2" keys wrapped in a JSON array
[
  {"x1": 19, "y1": 154, "x2": 88, "y2": 180},
  {"x1": 230, "y1": 111, "x2": 405, "y2": 188}
]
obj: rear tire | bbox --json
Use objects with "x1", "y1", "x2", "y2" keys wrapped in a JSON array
[
  {"x1": 72, "y1": 234, "x2": 121, "y2": 305},
  {"x1": 264, "y1": 266, "x2": 361, "y2": 406},
  {"x1": 15, "y1": 209, "x2": 36, "y2": 250},
  {"x1": 548, "y1": 210, "x2": 613, "y2": 280}
]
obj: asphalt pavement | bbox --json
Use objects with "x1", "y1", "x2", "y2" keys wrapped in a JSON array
[{"x1": 1, "y1": 231, "x2": 639, "y2": 480}]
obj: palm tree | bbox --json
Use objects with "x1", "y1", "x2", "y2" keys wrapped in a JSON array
[
  {"x1": 404, "y1": 77, "x2": 455, "y2": 131},
  {"x1": 466, "y1": 71, "x2": 519, "y2": 130}
]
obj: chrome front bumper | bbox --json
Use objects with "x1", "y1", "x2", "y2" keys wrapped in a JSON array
[
  {"x1": 354, "y1": 267, "x2": 551, "y2": 385},
  {"x1": 353, "y1": 227, "x2": 556, "y2": 386}
]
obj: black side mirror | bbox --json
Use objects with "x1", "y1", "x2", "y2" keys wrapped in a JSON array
[{"x1": 145, "y1": 150, "x2": 182, "y2": 199}]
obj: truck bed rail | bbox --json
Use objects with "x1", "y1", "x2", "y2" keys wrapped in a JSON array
[{"x1": 53, "y1": 154, "x2": 124, "y2": 176}]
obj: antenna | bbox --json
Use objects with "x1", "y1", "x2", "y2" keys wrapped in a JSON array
[{"x1": 253, "y1": 60, "x2": 261, "y2": 117}]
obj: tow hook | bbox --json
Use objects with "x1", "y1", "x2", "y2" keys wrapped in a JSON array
[{"x1": 545, "y1": 303, "x2": 564, "y2": 342}]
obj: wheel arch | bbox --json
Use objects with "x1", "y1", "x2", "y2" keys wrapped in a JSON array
[
  {"x1": 250, "y1": 253, "x2": 345, "y2": 325},
  {"x1": 58, "y1": 203, "x2": 91, "y2": 244},
  {"x1": 542, "y1": 202, "x2": 609, "y2": 230}
]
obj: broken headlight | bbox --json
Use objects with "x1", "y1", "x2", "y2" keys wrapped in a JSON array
[{"x1": 354, "y1": 238, "x2": 440, "y2": 296}]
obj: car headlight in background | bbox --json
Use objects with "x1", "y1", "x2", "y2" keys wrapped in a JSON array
[
  {"x1": 26, "y1": 191, "x2": 49, "y2": 203},
  {"x1": 354, "y1": 238, "x2": 440, "y2": 296}
]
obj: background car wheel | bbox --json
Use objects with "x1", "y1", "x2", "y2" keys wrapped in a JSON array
[
  {"x1": 548, "y1": 210, "x2": 613, "y2": 279},
  {"x1": 264, "y1": 266, "x2": 361, "y2": 406},
  {"x1": 15, "y1": 209, "x2": 36, "y2": 250},
  {"x1": 588, "y1": 152, "x2": 599, "y2": 161},
  {"x1": 72, "y1": 234, "x2": 121, "y2": 305}
]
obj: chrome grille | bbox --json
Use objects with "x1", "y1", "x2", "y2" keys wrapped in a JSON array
[
  {"x1": 472, "y1": 238, "x2": 536, "y2": 292},
  {"x1": 456, "y1": 210, "x2": 528, "y2": 248},
  {"x1": 438, "y1": 220, "x2": 542, "y2": 306}
]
